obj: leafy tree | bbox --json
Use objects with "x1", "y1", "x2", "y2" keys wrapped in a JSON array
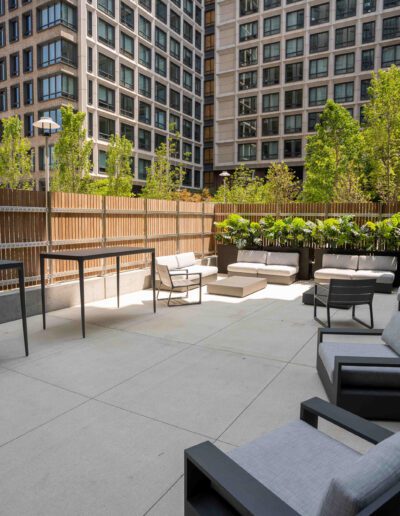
[
  {"x1": 213, "y1": 164, "x2": 265, "y2": 203},
  {"x1": 52, "y1": 105, "x2": 93, "y2": 193},
  {"x1": 104, "y1": 135, "x2": 133, "y2": 197},
  {"x1": 302, "y1": 100, "x2": 368, "y2": 202},
  {"x1": 333, "y1": 167, "x2": 369, "y2": 202},
  {"x1": 0, "y1": 116, "x2": 32, "y2": 189},
  {"x1": 264, "y1": 162, "x2": 300, "y2": 202},
  {"x1": 363, "y1": 65, "x2": 400, "y2": 201}
]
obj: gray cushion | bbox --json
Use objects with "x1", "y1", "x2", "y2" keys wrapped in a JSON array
[
  {"x1": 267, "y1": 251, "x2": 299, "y2": 268},
  {"x1": 358, "y1": 255, "x2": 398, "y2": 272},
  {"x1": 258, "y1": 265, "x2": 298, "y2": 277},
  {"x1": 320, "y1": 431, "x2": 400, "y2": 516},
  {"x1": 155, "y1": 254, "x2": 179, "y2": 270},
  {"x1": 237, "y1": 250, "x2": 268, "y2": 264},
  {"x1": 322, "y1": 254, "x2": 359, "y2": 270},
  {"x1": 382, "y1": 311, "x2": 400, "y2": 355},
  {"x1": 352, "y1": 269, "x2": 394, "y2": 284},
  {"x1": 184, "y1": 264, "x2": 218, "y2": 277},
  {"x1": 227, "y1": 262, "x2": 263, "y2": 274},
  {"x1": 319, "y1": 342, "x2": 400, "y2": 388},
  {"x1": 314, "y1": 268, "x2": 355, "y2": 281},
  {"x1": 228, "y1": 420, "x2": 360, "y2": 516},
  {"x1": 176, "y1": 252, "x2": 196, "y2": 268}
]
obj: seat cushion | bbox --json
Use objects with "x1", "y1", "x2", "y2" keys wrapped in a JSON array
[
  {"x1": 320, "y1": 431, "x2": 400, "y2": 516},
  {"x1": 358, "y1": 255, "x2": 398, "y2": 272},
  {"x1": 319, "y1": 342, "x2": 400, "y2": 388},
  {"x1": 176, "y1": 252, "x2": 196, "y2": 268},
  {"x1": 314, "y1": 268, "x2": 354, "y2": 281},
  {"x1": 322, "y1": 254, "x2": 359, "y2": 270},
  {"x1": 258, "y1": 264, "x2": 298, "y2": 277},
  {"x1": 227, "y1": 262, "x2": 263, "y2": 274},
  {"x1": 228, "y1": 420, "x2": 360, "y2": 516},
  {"x1": 184, "y1": 264, "x2": 218, "y2": 278},
  {"x1": 352, "y1": 269, "x2": 395, "y2": 285},
  {"x1": 237, "y1": 250, "x2": 268, "y2": 264},
  {"x1": 382, "y1": 311, "x2": 400, "y2": 355},
  {"x1": 155, "y1": 254, "x2": 179, "y2": 270},
  {"x1": 267, "y1": 251, "x2": 299, "y2": 269}
]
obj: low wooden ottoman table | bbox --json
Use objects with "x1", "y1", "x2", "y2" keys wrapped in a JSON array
[{"x1": 207, "y1": 276, "x2": 267, "y2": 297}]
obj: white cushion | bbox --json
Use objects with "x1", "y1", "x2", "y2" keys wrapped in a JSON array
[
  {"x1": 352, "y1": 270, "x2": 394, "y2": 285},
  {"x1": 237, "y1": 250, "x2": 268, "y2": 264},
  {"x1": 176, "y1": 252, "x2": 196, "y2": 268},
  {"x1": 382, "y1": 312, "x2": 400, "y2": 355},
  {"x1": 322, "y1": 254, "x2": 359, "y2": 270},
  {"x1": 314, "y1": 268, "x2": 355, "y2": 281},
  {"x1": 258, "y1": 265, "x2": 298, "y2": 277},
  {"x1": 267, "y1": 252, "x2": 299, "y2": 269},
  {"x1": 184, "y1": 264, "x2": 218, "y2": 277},
  {"x1": 227, "y1": 262, "x2": 262, "y2": 274},
  {"x1": 155, "y1": 254, "x2": 179, "y2": 270},
  {"x1": 358, "y1": 255, "x2": 398, "y2": 272}
]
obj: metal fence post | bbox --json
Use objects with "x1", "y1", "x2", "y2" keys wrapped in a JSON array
[{"x1": 176, "y1": 200, "x2": 180, "y2": 254}]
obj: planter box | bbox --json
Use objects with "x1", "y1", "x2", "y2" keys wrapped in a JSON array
[{"x1": 217, "y1": 244, "x2": 238, "y2": 274}]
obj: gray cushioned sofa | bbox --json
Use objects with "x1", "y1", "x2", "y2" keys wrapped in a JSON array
[
  {"x1": 155, "y1": 252, "x2": 218, "y2": 288},
  {"x1": 317, "y1": 311, "x2": 400, "y2": 420},
  {"x1": 314, "y1": 253, "x2": 398, "y2": 293},
  {"x1": 227, "y1": 250, "x2": 300, "y2": 285}
]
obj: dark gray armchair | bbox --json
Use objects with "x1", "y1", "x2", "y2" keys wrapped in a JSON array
[
  {"x1": 156, "y1": 263, "x2": 202, "y2": 306},
  {"x1": 185, "y1": 397, "x2": 400, "y2": 515}
]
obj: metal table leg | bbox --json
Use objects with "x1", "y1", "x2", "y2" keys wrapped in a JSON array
[
  {"x1": 116, "y1": 255, "x2": 120, "y2": 308},
  {"x1": 151, "y1": 251, "x2": 156, "y2": 313},
  {"x1": 40, "y1": 255, "x2": 46, "y2": 330},
  {"x1": 78, "y1": 260, "x2": 86, "y2": 338},
  {"x1": 18, "y1": 264, "x2": 29, "y2": 356}
]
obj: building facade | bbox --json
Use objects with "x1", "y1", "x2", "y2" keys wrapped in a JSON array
[
  {"x1": 214, "y1": 0, "x2": 400, "y2": 180},
  {"x1": 0, "y1": 0, "x2": 204, "y2": 190}
]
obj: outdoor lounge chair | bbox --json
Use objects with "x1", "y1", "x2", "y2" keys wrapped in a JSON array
[
  {"x1": 156, "y1": 264, "x2": 202, "y2": 306},
  {"x1": 314, "y1": 278, "x2": 376, "y2": 328},
  {"x1": 185, "y1": 397, "x2": 400, "y2": 515},
  {"x1": 317, "y1": 311, "x2": 400, "y2": 420}
]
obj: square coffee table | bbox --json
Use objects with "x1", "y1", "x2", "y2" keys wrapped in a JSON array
[{"x1": 207, "y1": 276, "x2": 267, "y2": 297}]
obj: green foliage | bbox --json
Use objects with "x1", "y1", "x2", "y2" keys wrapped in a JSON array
[
  {"x1": 214, "y1": 214, "x2": 262, "y2": 249},
  {"x1": 0, "y1": 116, "x2": 32, "y2": 189},
  {"x1": 303, "y1": 100, "x2": 369, "y2": 202},
  {"x1": 52, "y1": 106, "x2": 93, "y2": 193},
  {"x1": 105, "y1": 135, "x2": 133, "y2": 197},
  {"x1": 264, "y1": 162, "x2": 300, "y2": 202},
  {"x1": 363, "y1": 65, "x2": 400, "y2": 201},
  {"x1": 260, "y1": 216, "x2": 314, "y2": 247},
  {"x1": 312, "y1": 216, "x2": 361, "y2": 248}
]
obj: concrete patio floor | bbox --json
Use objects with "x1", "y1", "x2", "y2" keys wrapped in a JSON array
[{"x1": 0, "y1": 277, "x2": 399, "y2": 515}]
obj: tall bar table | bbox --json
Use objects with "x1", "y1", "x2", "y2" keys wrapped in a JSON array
[
  {"x1": 0, "y1": 260, "x2": 29, "y2": 356},
  {"x1": 40, "y1": 247, "x2": 156, "y2": 338}
]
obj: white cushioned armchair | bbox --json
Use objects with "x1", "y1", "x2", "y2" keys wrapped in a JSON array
[{"x1": 155, "y1": 252, "x2": 217, "y2": 289}]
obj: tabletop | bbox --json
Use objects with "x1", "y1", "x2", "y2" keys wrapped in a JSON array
[
  {"x1": 40, "y1": 247, "x2": 156, "y2": 260},
  {"x1": 0, "y1": 260, "x2": 24, "y2": 269}
]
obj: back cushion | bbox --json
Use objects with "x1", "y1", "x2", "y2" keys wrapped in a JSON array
[
  {"x1": 155, "y1": 255, "x2": 179, "y2": 270},
  {"x1": 237, "y1": 250, "x2": 268, "y2": 264},
  {"x1": 382, "y1": 311, "x2": 400, "y2": 355},
  {"x1": 322, "y1": 254, "x2": 359, "y2": 270},
  {"x1": 319, "y1": 431, "x2": 400, "y2": 516},
  {"x1": 267, "y1": 252, "x2": 299, "y2": 268},
  {"x1": 176, "y1": 252, "x2": 196, "y2": 268},
  {"x1": 358, "y1": 255, "x2": 398, "y2": 272}
]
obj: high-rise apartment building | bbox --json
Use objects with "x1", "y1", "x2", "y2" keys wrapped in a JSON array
[
  {"x1": 213, "y1": 0, "x2": 400, "y2": 180},
  {"x1": 203, "y1": 0, "x2": 215, "y2": 189},
  {"x1": 0, "y1": 0, "x2": 204, "y2": 190}
]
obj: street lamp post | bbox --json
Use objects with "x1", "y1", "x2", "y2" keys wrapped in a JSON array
[
  {"x1": 33, "y1": 117, "x2": 60, "y2": 192},
  {"x1": 219, "y1": 171, "x2": 230, "y2": 203}
]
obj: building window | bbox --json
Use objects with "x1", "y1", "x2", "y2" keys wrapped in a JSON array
[
  {"x1": 39, "y1": 146, "x2": 55, "y2": 171},
  {"x1": 286, "y1": 10, "x2": 304, "y2": 31},
  {"x1": 155, "y1": 82, "x2": 166, "y2": 104},
  {"x1": 238, "y1": 143, "x2": 256, "y2": 161},
  {"x1": 240, "y1": 0, "x2": 258, "y2": 16},
  {"x1": 98, "y1": 84, "x2": 115, "y2": 111},
  {"x1": 183, "y1": 21, "x2": 193, "y2": 43},
  {"x1": 38, "y1": 108, "x2": 62, "y2": 128},
  {"x1": 170, "y1": 62, "x2": 181, "y2": 84},
  {"x1": 170, "y1": 10, "x2": 181, "y2": 33},
  {"x1": 88, "y1": 112, "x2": 93, "y2": 137},
  {"x1": 121, "y1": 2, "x2": 134, "y2": 29},
  {"x1": 335, "y1": 53, "x2": 355, "y2": 74},
  {"x1": 0, "y1": 23, "x2": 5, "y2": 48},
  {"x1": 310, "y1": 3, "x2": 329, "y2": 25},
  {"x1": 239, "y1": 96, "x2": 257, "y2": 115},
  {"x1": 263, "y1": 14, "x2": 280, "y2": 36},
  {"x1": 309, "y1": 57, "x2": 328, "y2": 79},
  {"x1": 362, "y1": 21, "x2": 375, "y2": 43},
  {"x1": 239, "y1": 47, "x2": 258, "y2": 67},
  {"x1": 170, "y1": 113, "x2": 180, "y2": 132},
  {"x1": 183, "y1": 96, "x2": 192, "y2": 116},
  {"x1": 334, "y1": 81, "x2": 354, "y2": 103},
  {"x1": 156, "y1": 0, "x2": 167, "y2": 23},
  {"x1": 170, "y1": 89, "x2": 180, "y2": 110},
  {"x1": 363, "y1": 0, "x2": 376, "y2": 12},
  {"x1": 285, "y1": 62, "x2": 303, "y2": 82},
  {"x1": 10, "y1": 84, "x2": 20, "y2": 108},
  {"x1": 239, "y1": 71, "x2": 257, "y2": 90},
  {"x1": 262, "y1": 141, "x2": 278, "y2": 160},
  {"x1": 0, "y1": 89, "x2": 7, "y2": 112},
  {"x1": 336, "y1": 0, "x2": 356, "y2": 19},
  {"x1": 263, "y1": 41, "x2": 280, "y2": 62},
  {"x1": 99, "y1": 53, "x2": 115, "y2": 80},
  {"x1": 38, "y1": 39, "x2": 77, "y2": 68},
  {"x1": 262, "y1": 116, "x2": 279, "y2": 136},
  {"x1": 139, "y1": 44, "x2": 151, "y2": 68},
  {"x1": 121, "y1": 32, "x2": 134, "y2": 57},
  {"x1": 335, "y1": 26, "x2": 355, "y2": 48},
  {"x1": 23, "y1": 48, "x2": 33, "y2": 72},
  {"x1": 382, "y1": 45, "x2": 400, "y2": 67},
  {"x1": 309, "y1": 85, "x2": 327, "y2": 106},
  {"x1": 10, "y1": 52, "x2": 19, "y2": 77},
  {"x1": 383, "y1": 0, "x2": 400, "y2": 8},
  {"x1": 308, "y1": 111, "x2": 322, "y2": 131},
  {"x1": 383, "y1": 16, "x2": 400, "y2": 40},
  {"x1": 239, "y1": 21, "x2": 258, "y2": 41},
  {"x1": 361, "y1": 49, "x2": 375, "y2": 70},
  {"x1": 239, "y1": 119, "x2": 257, "y2": 138},
  {"x1": 155, "y1": 132, "x2": 167, "y2": 150},
  {"x1": 9, "y1": 17, "x2": 19, "y2": 42},
  {"x1": 285, "y1": 89, "x2": 302, "y2": 109},
  {"x1": 284, "y1": 139, "x2": 302, "y2": 158},
  {"x1": 263, "y1": 92, "x2": 279, "y2": 112},
  {"x1": 138, "y1": 128, "x2": 151, "y2": 150},
  {"x1": 120, "y1": 94, "x2": 134, "y2": 118},
  {"x1": 120, "y1": 64, "x2": 134, "y2": 89},
  {"x1": 0, "y1": 58, "x2": 5, "y2": 81},
  {"x1": 88, "y1": 11, "x2": 93, "y2": 36},
  {"x1": 23, "y1": 80, "x2": 33, "y2": 104},
  {"x1": 98, "y1": 116, "x2": 115, "y2": 140},
  {"x1": 360, "y1": 79, "x2": 371, "y2": 101},
  {"x1": 264, "y1": 0, "x2": 280, "y2": 8},
  {"x1": 139, "y1": 73, "x2": 151, "y2": 97},
  {"x1": 24, "y1": 113, "x2": 34, "y2": 136},
  {"x1": 286, "y1": 37, "x2": 303, "y2": 57},
  {"x1": 138, "y1": 158, "x2": 150, "y2": 180},
  {"x1": 22, "y1": 10, "x2": 32, "y2": 36},
  {"x1": 139, "y1": 15, "x2": 151, "y2": 40},
  {"x1": 39, "y1": 74, "x2": 77, "y2": 101},
  {"x1": 88, "y1": 47, "x2": 93, "y2": 72},
  {"x1": 285, "y1": 114, "x2": 302, "y2": 133},
  {"x1": 139, "y1": 101, "x2": 151, "y2": 124},
  {"x1": 139, "y1": 0, "x2": 151, "y2": 12},
  {"x1": 155, "y1": 53, "x2": 166, "y2": 76},
  {"x1": 9, "y1": 0, "x2": 17, "y2": 10},
  {"x1": 98, "y1": 150, "x2": 107, "y2": 173},
  {"x1": 38, "y1": 2, "x2": 77, "y2": 31},
  {"x1": 183, "y1": 70, "x2": 192, "y2": 91},
  {"x1": 155, "y1": 27, "x2": 167, "y2": 50},
  {"x1": 121, "y1": 123, "x2": 134, "y2": 142},
  {"x1": 98, "y1": 19, "x2": 115, "y2": 47},
  {"x1": 183, "y1": 46, "x2": 193, "y2": 68},
  {"x1": 263, "y1": 66, "x2": 280, "y2": 86},
  {"x1": 98, "y1": 0, "x2": 115, "y2": 17},
  {"x1": 182, "y1": 118, "x2": 192, "y2": 137},
  {"x1": 310, "y1": 31, "x2": 329, "y2": 53},
  {"x1": 88, "y1": 80, "x2": 93, "y2": 104},
  {"x1": 170, "y1": 37, "x2": 180, "y2": 59}
]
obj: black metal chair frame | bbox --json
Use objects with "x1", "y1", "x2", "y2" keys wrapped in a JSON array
[
  {"x1": 185, "y1": 397, "x2": 400, "y2": 515},
  {"x1": 317, "y1": 327, "x2": 400, "y2": 421},
  {"x1": 314, "y1": 279, "x2": 376, "y2": 328},
  {"x1": 157, "y1": 266, "x2": 202, "y2": 307}
]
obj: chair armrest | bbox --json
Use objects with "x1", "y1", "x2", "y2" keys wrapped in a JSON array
[
  {"x1": 170, "y1": 268, "x2": 189, "y2": 275},
  {"x1": 318, "y1": 327, "x2": 384, "y2": 344},
  {"x1": 300, "y1": 397, "x2": 393, "y2": 444},
  {"x1": 186, "y1": 272, "x2": 202, "y2": 278},
  {"x1": 185, "y1": 441, "x2": 300, "y2": 516}
]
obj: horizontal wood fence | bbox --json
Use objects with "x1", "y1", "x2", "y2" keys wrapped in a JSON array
[{"x1": 1, "y1": 192, "x2": 400, "y2": 290}]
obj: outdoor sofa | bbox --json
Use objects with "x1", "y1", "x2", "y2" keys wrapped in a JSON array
[
  {"x1": 317, "y1": 311, "x2": 400, "y2": 420},
  {"x1": 155, "y1": 252, "x2": 217, "y2": 289},
  {"x1": 227, "y1": 250, "x2": 300, "y2": 285},
  {"x1": 185, "y1": 397, "x2": 400, "y2": 515},
  {"x1": 314, "y1": 254, "x2": 398, "y2": 293}
]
